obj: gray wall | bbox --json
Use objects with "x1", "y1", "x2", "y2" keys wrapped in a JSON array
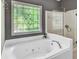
[
  {"x1": 16, "y1": 0, "x2": 60, "y2": 11},
  {"x1": 64, "y1": 0, "x2": 77, "y2": 11}
]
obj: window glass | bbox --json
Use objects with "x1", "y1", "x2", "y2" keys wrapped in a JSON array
[{"x1": 11, "y1": 1, "x2": 42, "y2": 35}]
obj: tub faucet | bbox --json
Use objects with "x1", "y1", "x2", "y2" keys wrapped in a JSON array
[
  {"x1": 43, "y1": 33, "x2": 48, "y2": 39},
  {"x1": 52, "y1": 40, "x2": 62, "y2": 48}
]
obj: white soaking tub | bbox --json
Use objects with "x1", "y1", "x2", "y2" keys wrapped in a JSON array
[{"x1": 2, "y1": 33, "x2": 73, "y2": 59}]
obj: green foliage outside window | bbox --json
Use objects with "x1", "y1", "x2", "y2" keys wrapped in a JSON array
[{"x1": 12, "y1": 2, "x2": 41, "y2": 33}]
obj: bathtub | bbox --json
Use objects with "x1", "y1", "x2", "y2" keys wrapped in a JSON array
[{"x1": 2, "y1": 33, "x2": 73, "y2": 59}]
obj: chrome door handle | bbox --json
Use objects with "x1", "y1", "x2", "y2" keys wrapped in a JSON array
[{"x1": 65, "y1": 25, "x2": 71, "y2": 32}]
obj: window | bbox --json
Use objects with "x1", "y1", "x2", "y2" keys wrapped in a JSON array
[{"x1": 11, "y1": 1, "x2": 42, "y2": 35}]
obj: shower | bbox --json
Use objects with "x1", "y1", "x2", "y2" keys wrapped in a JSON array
[{"x1": 45, "y1": 8, "x2": 77, "y2": 48}]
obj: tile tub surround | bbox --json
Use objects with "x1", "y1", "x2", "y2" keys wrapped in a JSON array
[{"x1": 2, "y1": 33, "x2": 73, "y2": 59}]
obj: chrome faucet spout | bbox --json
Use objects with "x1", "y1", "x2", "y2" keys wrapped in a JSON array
[{"x1": 52, "y1": 40, "x2": 62, "y2": 48}]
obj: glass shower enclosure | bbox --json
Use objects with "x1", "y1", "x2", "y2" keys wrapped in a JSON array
[{"x1": 45, "y1": 8, "x2": 64, "y2": 36}]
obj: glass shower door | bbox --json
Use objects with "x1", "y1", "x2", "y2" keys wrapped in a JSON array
[
  {"x1": 46, "y1": 10, "x2": 64, "y2": 36},
  {"x1": 52, "y1": 11, "x2": 64, "y2": 35}
]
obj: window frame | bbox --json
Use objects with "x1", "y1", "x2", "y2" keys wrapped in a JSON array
[{"x1": 11, "y1": 1, "x2": 43, "y2": 36}]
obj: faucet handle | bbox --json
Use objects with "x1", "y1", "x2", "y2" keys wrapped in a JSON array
[{"x1": 43, "y1": 33, "x2": 50, "y2": 39}]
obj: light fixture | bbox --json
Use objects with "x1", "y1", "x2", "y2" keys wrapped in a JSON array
[{"x1": 56, "y1": 0, "x2": 61, "y2": 2}]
